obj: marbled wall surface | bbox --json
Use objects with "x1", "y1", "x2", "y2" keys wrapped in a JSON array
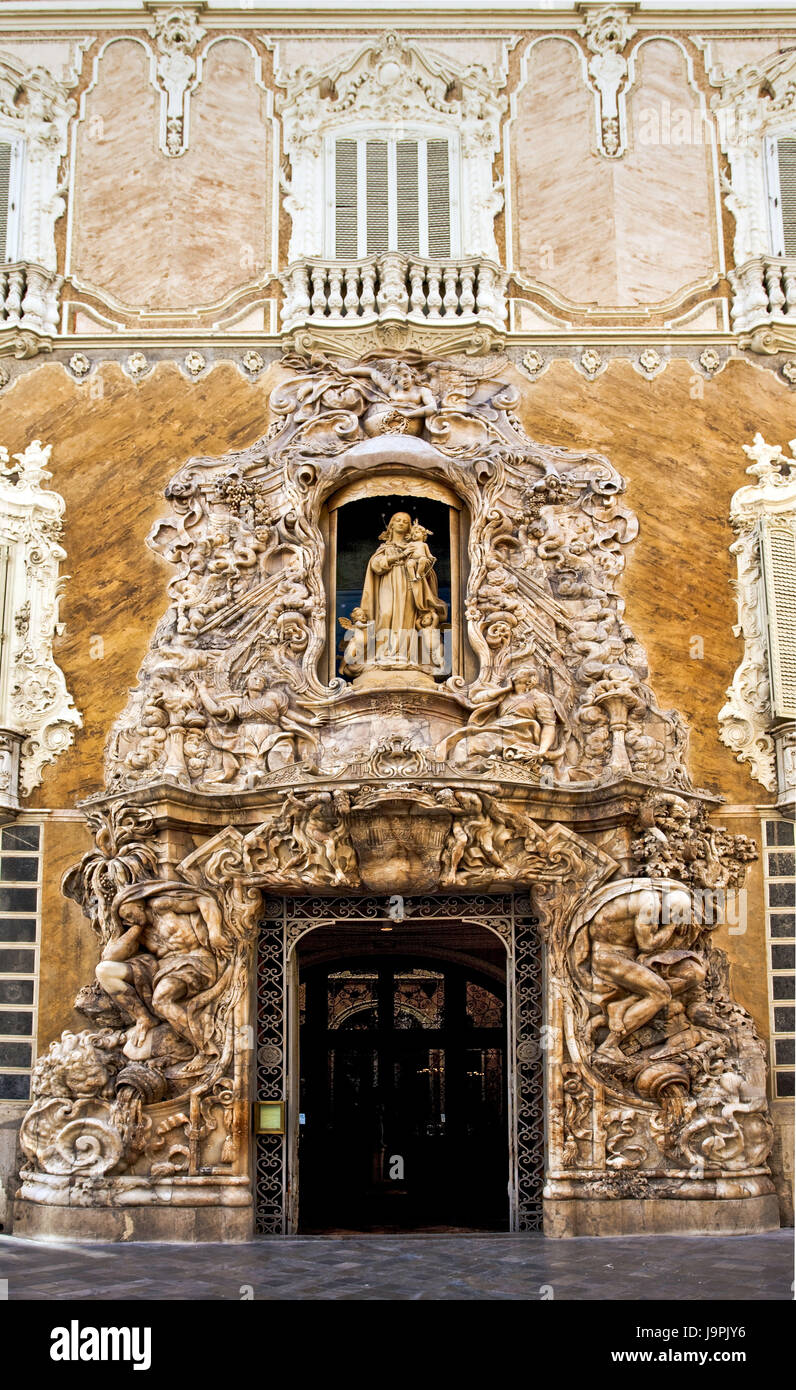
[
  {"x1": 510, "y1": 36, "x2": 718, "y2": 305},
  {"x1": 70, "y1": 39, "x2": 272, "y2": 310}
]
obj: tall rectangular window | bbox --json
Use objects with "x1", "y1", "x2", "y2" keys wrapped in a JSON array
[
  {"x1": 332, "y1": 134, "x2": 455, "y2": 259},
  {"x1": 767, "y1": 135, "x2": 796, "y2": 257},
  {"x1": 0, "y1": 137, "x2": 23, "y2": 264},
  {"x1": 0, "y1": 822, "x2": 42, "y2": 1102}
]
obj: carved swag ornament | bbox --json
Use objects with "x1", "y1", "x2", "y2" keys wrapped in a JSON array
[{"x1": 18, "y1": 355, "x2": 774, "y2": 1224}]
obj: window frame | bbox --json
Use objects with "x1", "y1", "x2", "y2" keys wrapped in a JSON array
[
  {"x1": 323, "y1": 124, "x2": 462, "y2": 261},
  {"x1": 0, "y1": 130, "x2": 25, "y2": 264},
  {"x1": 764, "y1": 131, "x2": 796, "y2": 258}
]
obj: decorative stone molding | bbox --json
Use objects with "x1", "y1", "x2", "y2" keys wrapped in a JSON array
[
  {"x1": 146, "y1": 5, "x2": 206, "y2": 157},
  {"x1": 711, "y1": 47, "x2": 796, "y2": 353},
  {"x1": 0, "y1": 51, "x2": 75, "y2": 271},
  {"x1": 276, "y1": 31, "x2": 507, "y2": 265},
  {"x1": 0, "y1": 440, "x2": 81, "y2": 807},
  {"x1": 0, "y1": 51, "x2": 74, "y2": 355},
  {"x1": 279, "y1": 252, "x2": 508, "y2": 351},
  {"x1": 719, "y1": 433, "x2": 796, "y2": 809},
  {"x1": 577, "y1": 6, "x2": 637, "y2": 158}
]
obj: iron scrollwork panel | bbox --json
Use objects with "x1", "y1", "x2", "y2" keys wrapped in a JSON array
[
  {"x1": 514, "y1": 902, "x2": 544, "y2": 1232},
  {"x1": 255, "y1": 906, "x2": 285, "y2": 1235}
]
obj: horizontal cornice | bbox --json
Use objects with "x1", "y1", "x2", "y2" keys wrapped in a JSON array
[{"x1": 2, "y1": 5, "x2": 796, "y2": 35}]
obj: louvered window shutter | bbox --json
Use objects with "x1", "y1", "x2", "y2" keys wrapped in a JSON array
[
  {"x1": 335, "y1": 139, "x2": 359, "y2": 259},
  {"x1": 0, "y1": 142, "x2": 12, "y2": 263},
  {"x1": 776, "y1": 138, "x2": 796, "y2": 258},
  {"x1": 332, "y1": 134, "x2": 454, "y2": 258},
  {"x1": 762, "y1": 522, "x2": 796, "y2": 718},
  {"x1": 365, "y1": 140, "x2": 389, "y2": 254},
  {"x1": 426, "y1": 139, "x2": 451, "y2": 258},
  {"x1": 396, "y1": 140, "x2": 419, "y2": 254}
]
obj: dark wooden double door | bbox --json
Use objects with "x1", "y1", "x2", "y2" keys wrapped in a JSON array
[{"x1": 298, "y1": 956, "x2": 508, "y2": 1231}]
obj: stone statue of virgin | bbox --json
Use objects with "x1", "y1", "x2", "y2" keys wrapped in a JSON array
[{"x1": 352, "y1": 511, "x2": 447, "y2": 676}]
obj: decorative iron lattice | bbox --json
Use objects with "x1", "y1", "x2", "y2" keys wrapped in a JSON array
[
  {"x1": 254, "y1": 921, "x2": 285, "y2": 1234},
  {"x1": 254, "y1": 893, "x2": 544, "y2": 1234},
  {"x1": 514, "y1": 908, "x2": 544, "y2": 1232}
]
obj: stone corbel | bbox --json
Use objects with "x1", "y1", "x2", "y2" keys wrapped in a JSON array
[
  {"x1": 0, "y1": 440, "x2": 81, "y2": 808},
  {"x1": 146, "y1": 5, "x2": 206, "y2": 157},
  {"x1": 577, "y1": 6, "x2": 637, "y2": 158},
  {"x1": 719, "y1": 433, "x2": 796, "y2": 811}
]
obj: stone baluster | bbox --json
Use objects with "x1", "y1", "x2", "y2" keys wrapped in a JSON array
[
  {"x1": 782, "y1": 263, "x2": 796, "y2": 318},
  {"x1": 41, "y1": 276, "x2": 62, "y2": 336},
  {"x1": 408, "y1": 261, "x2": 426, "y2": 315},
  {"x1": 376, "y1": 252, "x2": 409, "y2": 317},
  {"x1": 426, "y1": 264, "x2": 442, "y2": 319},
  {"x1": 279, "y1": 264, "x2": 311, "y2": 328},
  {"x1": 764, "y1": 258, "x2": 786, "y2": 317},
  {"x1": 360, "y1": 262, "x2": 377, "y2": 317},
  {"x1": 327, "y1": 267, "x2": 344, "y2": 319},
  {"x1": 459, "y1": 263, "x2": 476, "y2": 316},
  {"x1": 343, "y1": 265, "x2": 360, "y2": 318},
  {"x1": 475, "y1": 262, "x2": 496, "y2": 322},
  {"x1": 310, "y1": 265, "x2": 328, "y2": 317},
  {"x1": 20, "y1": 265, "x2": 47, "y2": 333},
  {"x1": 0, "y1": 269, "x2": 7, "y2": 322},
  {"x1": 730, "y1": 259, "x2": 773, "y2": 333},
  {"x1": 4, "y1": 267, "x2": 25, "y2": 324},
  {"x1": 442, "y1": 264, "x2": 459, "y2": 317}
]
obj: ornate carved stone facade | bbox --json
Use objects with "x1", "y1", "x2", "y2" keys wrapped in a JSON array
[{"x1": 12, "y1": 357, "x2": 779, "y2": 1239}]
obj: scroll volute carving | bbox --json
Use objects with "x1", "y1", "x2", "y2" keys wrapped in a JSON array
[{"x1": 105, "y1": 354, "x2": 690, "y2": 798}]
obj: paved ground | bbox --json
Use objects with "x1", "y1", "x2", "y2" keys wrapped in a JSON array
[{"x1": 0, "y1": 1229, "x2": 792, "y2": 1300}]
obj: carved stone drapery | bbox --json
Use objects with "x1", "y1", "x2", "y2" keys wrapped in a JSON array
[{"x1": 0, "y1": 440, "x2": 81, "y2": 807}]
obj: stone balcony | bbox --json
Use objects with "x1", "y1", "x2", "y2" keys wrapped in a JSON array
[
  {"x1": 729, "y1": 254, "x2": 796, "y2": 353},
  {"x1": 279, "y1": 251, "x2": 508, "y2": 353},
  {"x1": 0, "y1": 262, "x2": 62, "y2": 358}
]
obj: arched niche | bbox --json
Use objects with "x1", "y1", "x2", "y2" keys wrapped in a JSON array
[{"x1": 321, "y1": 468, "x2": 470, "y2": 687}]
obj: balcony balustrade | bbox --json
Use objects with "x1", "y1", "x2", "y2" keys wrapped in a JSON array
[
  {"x1": 729, "y1": 255, "x2": 796, "y2": 350},
  {"x1": 279, "y1": 251, "x2": 508, "y2": 337},
  {"x1": 0, "y1": 262, "x2": 62, "y2": 354}
]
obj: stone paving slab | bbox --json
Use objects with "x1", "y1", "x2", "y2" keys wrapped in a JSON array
[{"x1": 0, "y1": 1230, "x2": 792, "y2": 1301}]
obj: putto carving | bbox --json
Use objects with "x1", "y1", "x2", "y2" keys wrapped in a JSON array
[
  {"x1": 577, "y1": 7, "x2": 637, "y2": 158},
  {"x1": 719, "y1": 434, "x2": 796, "y2": 803},
  {"x1": 0, "y1": 440, "x2": 81, "y2": 804},
  {"x1": 105, "y1": 354, "x2": 689, "y2": 800}
]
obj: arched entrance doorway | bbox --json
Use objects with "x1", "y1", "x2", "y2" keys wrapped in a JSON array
[
  {"x1": 253, "y1": 894, "x2": 544, "y2": 1237},
  {"x1": 297, "y1": 945, "x2": 507, "y2": 1232}
]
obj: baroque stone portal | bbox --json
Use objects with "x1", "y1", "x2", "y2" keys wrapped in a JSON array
[{"x1": 14, "y1": 354, "x2": 778, "y2": 1240}]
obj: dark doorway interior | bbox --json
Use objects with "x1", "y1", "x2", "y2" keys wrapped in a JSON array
[{"x1": 297, "y1": 948, "x2": 508, "y2": 1233}]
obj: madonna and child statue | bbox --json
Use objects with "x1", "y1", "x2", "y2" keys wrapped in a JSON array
[{"x1": 340, "y1": 511, "x2": 449, "y2": 688}]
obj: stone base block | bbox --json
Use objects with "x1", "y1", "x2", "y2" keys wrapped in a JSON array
[
  {"x1": 544, "y1": 1193, "x2": 782, "y2": 1238},
  {"x1": 12, "y1": 1199, "x2": 253, "y2": 1243}
]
